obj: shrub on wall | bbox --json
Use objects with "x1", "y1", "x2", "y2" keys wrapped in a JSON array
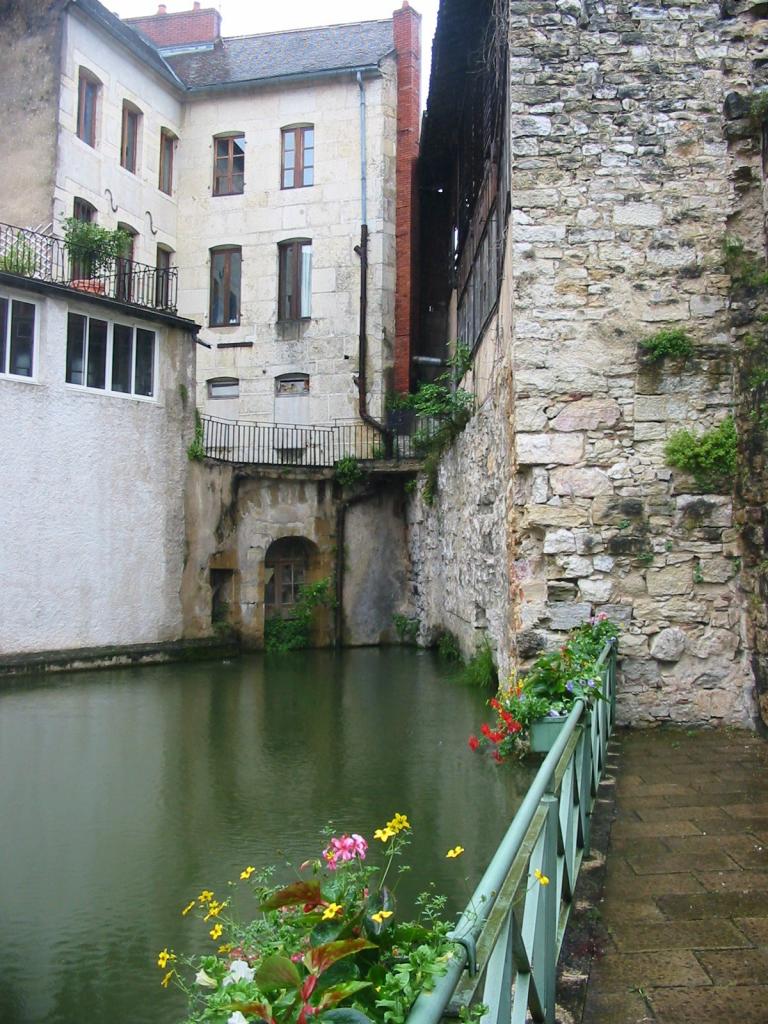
[{"x1": 665, "y1": 416, "x2": 738, "y2": 491}]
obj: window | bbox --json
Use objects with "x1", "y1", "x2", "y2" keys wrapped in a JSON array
[
  {"x1": 77, "y1": 69, "x2": 100, "y2": 147},
  {"x1": 120, "y1": 102, "x2": 141, "y2": 173},
  {"x1": 0, "y1": 296, "x2": 35, "y2": 378},
  {"x1": 281, "y1": 126, "x2": 314, "y2": 189},
  {"x1": 274, "y1": 373, "x2": 309, "y2": 425},
  {"x1": 73, "y1": 198, "x2": 96, "y2": 223},
  {"x1": 207, "y1": 377, "x2": 240, "y2": 399},
  {"x1": 264, "y1": 537, "x2": 313, "y2": 615},
  {"x1": 159, "y1": 129, "x2": 175, "y2": 195},
  {"x1": 66, "y1": 312, "x2": 155, "y2": 397},
  {"x1": 156, "y1": 245, "x2": 173, "y2": 309},
  {"x1": 213, "y1": 134, "x2": 245, "y2": 196},
  {"x1": 116, "y1": 224, "x2": 137, "y2": 304},
  {"x1": 209, "y1": 247, "x2": 241, "y2": 326},
  {"x1": 278, "y1": 240, "x2": 311, "y2": 321}
]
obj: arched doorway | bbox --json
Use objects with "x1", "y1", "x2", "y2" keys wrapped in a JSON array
[{"x1": 264, "y1": 536, "x2": 317, "y2": 618}]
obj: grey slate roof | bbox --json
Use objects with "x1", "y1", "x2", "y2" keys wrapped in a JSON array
[{"x1": 165, "y1": 20, "x2": 395, "y2": 90}]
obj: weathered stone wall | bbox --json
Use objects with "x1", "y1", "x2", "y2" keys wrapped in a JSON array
[
  {"x1": 410, "y1": 0, "x2": 763, "y2": 727},
  {"x1": 183, "y1": 464, "x2": 412, "y2": 648}
]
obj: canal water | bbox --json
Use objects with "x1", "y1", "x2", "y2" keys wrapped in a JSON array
[{"x1": 0, "y1": 648, "x2": 535, "y2": 1024}]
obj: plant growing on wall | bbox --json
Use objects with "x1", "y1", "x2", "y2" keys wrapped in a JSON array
[
  {"x1": 638, "y1": 328, "x2": 694, "y2": 364},
  {"x1": 334, "y1": 457, "x2": 365, "y2": 487},
  {"x1": 459, "y1": 635, "x2": 497, "y2": 689},
  {"x1": 187, "y1": 410, "x2": 206, "y2": 461},
  {"x1": 392, "y1": 614, "x2": 419, "y2": 644},
  {"x1": 665, "y1": 416, "x2": 738, "y2": 491},
  {"x1": 0, "y1": 233, "x2": 37, "y2": 275},
  {"x1": 264, "y1": 578, "x2": 333, "y2": 652},
  {"x1": 63, "y1": 218, "x2": 130, "y2": 277},
  {"x1": 723, "y1": 235, "x2": 768, "y2": 290}
]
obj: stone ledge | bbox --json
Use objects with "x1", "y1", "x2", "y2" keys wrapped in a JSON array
[{"x1": 0, "y1": 636, "x2": 241, "y2": 677}]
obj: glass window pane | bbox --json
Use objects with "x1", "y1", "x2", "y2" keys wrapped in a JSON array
[
  {"x1": 232, "y1": 172, "x2": 244, "y2": 195},
  {"x1": 303, "y1": 166, "x2": 314, "y2": 186},
  {"x1": 215, "y1": 138, "x2": 229, "y2": 159},
  {"x1": 135, "y1": 329, "x2": 155, "y2": 396},
  {"x1": 303, "y1": 128, "x2": 313, "y2": 147},
  {"x1": 228, "y1": 251, "x2": 241, "y2": 324},
  {"x1": 283, "y1": 131, "x2": 295, "y2": 152},
  {"x1": 283, "y1": 169, "x2": 294, "y2": 188},
  {"x1": 112, "y1": 323, "x2": 133, "y2": 393},
  {"x1": 279, "y1": 245, "x2": 293, "y2": 319},
  {"x1": 0, "y1": 298, "x2": 7, "y2": 373},
  {"x1": 66, "y1": 313, "x2": 85, "y2": 384},
  {"x1": 87, "y1": 318, "x2": 107, "y2": 389},
  {"x1": 233, "y1": 137, "x2": 245, "y2": 156},
  {"x1": 211, "y1": 252, "x2": 225, "y2": 325},
  {"x1": 300, "y1": 244, "x2": 312, "y2": 318},
  {"x1": 9, "y1": 300, "x2": 34, "y2": 377},
  {"x1": 284, "y1": 149, "x2": 295, "y2": 170}
]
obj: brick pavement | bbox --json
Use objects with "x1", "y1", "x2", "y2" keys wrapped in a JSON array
[{"x1": 582, "y1": 727, "x2": 768, "y2": 1024}]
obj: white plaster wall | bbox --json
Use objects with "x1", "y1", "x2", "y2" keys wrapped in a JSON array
[
  {"x1": 54, "y1": 10, "x2": 182, "y2": 265},
  {"x1": 175, "y1": 60, "x2": 398, "y2": 426},
  {"x1": 0, "y1": 285, "x2": 194, "y2": 654}
]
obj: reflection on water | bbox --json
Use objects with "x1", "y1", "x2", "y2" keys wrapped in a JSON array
[{"x1": 0, "y1": 649, "x2": 535, "y2": 1024}]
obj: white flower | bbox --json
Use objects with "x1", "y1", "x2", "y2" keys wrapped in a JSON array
[
  {"x1": 194, "y1": 968, "x2": 218, "y2": 989},
  {"x1": 223, "y1": 959, "x2": 255, "y2": 986},
  {"x1": 228, "y1": 1014, "x2": 249, "y2": 1024}
]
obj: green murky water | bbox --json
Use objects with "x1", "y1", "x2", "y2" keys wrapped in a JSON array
[{"x1": 0, "y1": 649, "x2": 534, "y2": 1024}]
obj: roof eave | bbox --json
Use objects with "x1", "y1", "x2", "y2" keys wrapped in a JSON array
[{"x1": 182, "y1": 62, "x2": 385, "y2": 96}]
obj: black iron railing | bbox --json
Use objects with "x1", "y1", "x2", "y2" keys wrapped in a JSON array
[
  {"x1": 202, "y1": 415, "x2": 438, "y2": 466},
  {"x1": 0, "y1": 221, "x2": 178, "y2": 314}
]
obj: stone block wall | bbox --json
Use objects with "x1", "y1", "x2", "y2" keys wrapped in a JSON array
[{"x1": 409, "y1": 0, "x2": 767, "y2": 727}]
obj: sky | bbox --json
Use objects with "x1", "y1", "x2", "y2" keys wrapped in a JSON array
[{"x1": 106, "y1": 0, "x2": 439, "y2": 105}]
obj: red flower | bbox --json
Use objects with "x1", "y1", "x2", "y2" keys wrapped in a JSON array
[
  {"x1": 468, "y1": 735, "x2": 480, "y2": 751},
  {"x1": 487, "y1": 729, "x2": 505, "y2": 743},
  {"x1": 489, "y1": 698, "x2": 502, "y2": 711},
  {"x1": 492, "y1": 750, "x2": 503, "y2": 764},
  {"x1": 481, "y1": 723, "x2": 493, "y2": 739}
]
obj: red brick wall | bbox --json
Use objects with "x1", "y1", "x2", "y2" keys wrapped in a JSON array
[
  {"x1": 125, "y1": 6, "x2": 221, "y2": 48},
  {"x1": 392, "y1": 2, "x2": 421, "y2": 394}
]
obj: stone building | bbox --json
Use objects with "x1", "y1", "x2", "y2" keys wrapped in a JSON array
[
  {"x1": 0, "y1": 0, "x2": 422, "y2": 661},
  {"x1": 411, "y1": 0, "x2": 768, "y2": 731}
]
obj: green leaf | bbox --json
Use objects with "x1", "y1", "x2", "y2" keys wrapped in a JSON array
[
  {"x1": 316, "y1": 981, "x2": 372, "y2": 1010},
  {"x1": 260, "y1": 881, "x2": 323, "y2": 910},
  {"x1": 228, "y1": 1000, "x2": 275, "y2": 1024},
  {"x1": 255, "y1": 955, "x2": 302, "y2": 991},
  {"x1": 311, "y1": 917, "x2": 347, "y2": 947},
  {"x1": 317, "y1": 1010, "x2": 375, "y2": 1024},
  {"x1": 304, "y1": 938, "x2": 377, "y2": 976}
]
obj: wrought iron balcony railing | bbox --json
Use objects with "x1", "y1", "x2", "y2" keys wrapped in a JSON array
[
  {"x1": 0, "y1": 221, "x2": 178, "y2": 314},
  {"x1": 202, "y1": 414, "x2": 440, "y2": 466}
]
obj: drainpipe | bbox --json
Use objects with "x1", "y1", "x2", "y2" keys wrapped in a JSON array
[{"x1": 355, "y1": 71, "x2": 393, "y2": 457}]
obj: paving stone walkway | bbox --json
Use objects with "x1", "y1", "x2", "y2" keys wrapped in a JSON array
[{"x1": 583, "y1": 727, "x2": 768, "y2": 1024}]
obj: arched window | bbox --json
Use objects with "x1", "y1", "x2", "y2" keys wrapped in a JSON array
[
  {"x1": 264, "y1": 536, "x2": 315, "y2": 616},
  {"x1": 207, "y1": 376, "x2": 240, "y2": 399},
  {"x1": 278, "y1": 239, "x2": 311, "y2": 321},
  {"x1": 77, "y1": 68, "x2": 101, "y2": 147},
  {"x1": 213, "y1": 133, "x2": 245, "y2": 195},
  {"x1": 209, "y1": 245, "x2": 241, "y2": 326},
  {"x1": 121, "y1": 101, "x2": 142, "y2": 174},
  {"x1": 281, "y1": 124, "x2": 314, "y2": 188}
]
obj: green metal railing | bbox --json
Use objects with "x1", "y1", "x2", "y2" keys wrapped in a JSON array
[{"x1": 407, "y1": 638, "x2": 617, "y2": 1024}]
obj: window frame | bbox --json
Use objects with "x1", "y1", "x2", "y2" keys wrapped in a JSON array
[
  {"x1": 155, "y1": 245, "x2": 174, "y2": 309},
  {"x1": 64, "y1": 311, "x2": 157, "y2": 401},
  {"x1": 76, "y1": 68, "x2": 100, "y2": 148},
  {"x1": 209, "y1": 246, "x2": 242, "y2": 327},
  {"x1": 0, "y1": 292, "x2": 38, "y2": 381},
  {"x1": 120, "y1": 102, "x2": 141, "y2": 174},
  {"x1": 207, "y1": 376, "x2": 240, "y2": 400},
  {"x1": 212, "y1": 133, "x2": 245, "y2": 196},
  {"x1": 73, "y1": 197, "x2": 96, "y2": 223},
  {"x1": 277, "y1": 239, "x2": 312, "y2": 322},
  {"x1": 159, "y1": 129, "x2": 175, "y2": 195},
  {"x1": 281, "y1": 125, "x2": 314, "y2": 190}
]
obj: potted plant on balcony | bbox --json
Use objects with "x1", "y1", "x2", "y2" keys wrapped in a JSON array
[
  {"x1": 469, "y1": 616, "x2": 619, "y2": 760},
  {"x1": 0, "y1": 232, "x2": 37, "y2": 275},
  {"x1": 63, "y1": 218, "x2": 130, "y2": 294}
]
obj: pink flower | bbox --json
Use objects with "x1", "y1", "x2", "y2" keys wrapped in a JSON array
[{"x1": 322, "y1": 833, "x2": 367, "y2": 869}]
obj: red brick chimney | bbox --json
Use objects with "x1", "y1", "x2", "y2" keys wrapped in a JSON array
[
  {"x1": 392, "y1": 1, "x2": 421, "y2": 394},
  {"x1": 125, "y1": 4, "x2": 222, "y2": 49}
]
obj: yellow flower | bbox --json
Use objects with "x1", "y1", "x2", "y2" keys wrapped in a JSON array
[
  {"x1": 204, "y1": 900, "x2": 227, "y2": 921},
  {"x1": 240, "y1": 865, "x2": 256, "y2": 880},
  {"x1": 322, "y1": 902, "x2": 343, "y2": 920},
  {"x1": 534, "y1": 869, "x2": 550, "y2": 886},
  {"x1": 371, "y1": 909, "x2": 394, "y2": 924},
  {"x1": 386, "y1": 813, "x2": 411, "y2": 833},
  {"x1": 157, "y1": 948, "x2": 176, "y2": 969},
  {"x1": 374, "y1": 826, "x2": 396, "y2": 843},
  {"x1": 446, "y1": 846, "x2": 465, "y2": 859},
  {"x1": 218, "y1": 943, "x2": 233, "y2": 954},
  {"x1": 210, "y1": 923, "x2": 223, "y2": 940},
  {"x1": 181, "y1": 901, "x2": 196, "y2": 917},
  {"x1": 161, "y1": 969, "x2": 175, "y2": 988},
  {"x1": 198, "y1": 890, "x2": 214, "y2": 903}
]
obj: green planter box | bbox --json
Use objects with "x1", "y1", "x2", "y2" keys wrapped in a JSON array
[{"x1": 529, "y1": 715, "x2": 569, "y2": 753}]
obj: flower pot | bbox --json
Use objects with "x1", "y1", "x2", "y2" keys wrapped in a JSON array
[
  {"x1": 71, "y1": 278, "x2": 106, "y2": 294},
  {"x1": 529, "y1": 715, "x2": 568, "y2": 753}
]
